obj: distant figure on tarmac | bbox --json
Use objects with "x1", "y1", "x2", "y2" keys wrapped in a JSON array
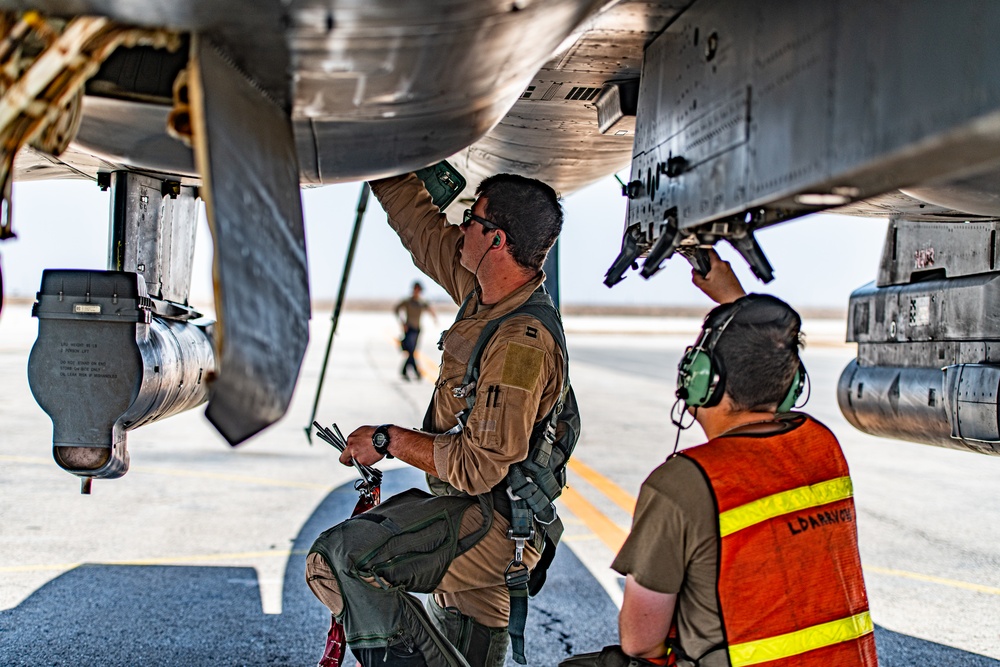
[
  {"x1": 395, "y1": 280, "x2": 436, "y2": 380},
  {"x1": 561, "y1": 249, "x2": 877, "y2": 667},
  {"x1": 308, "y1": 171, "x2": 571, "y2": 666}
]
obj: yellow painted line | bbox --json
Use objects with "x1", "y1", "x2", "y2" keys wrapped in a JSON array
[
  {"x1": 568, "y1": 458, "x2": 636, "y2": 515},
  {"x1": 123, "y1": 466, "x2": 329, "y2": 490},
  {"x1": 0, "y1": 455, "x2": 50, "y2": 465},
  {"x1": 414, "y1": 350, "x2": 436, "y2": 378},
  {"x1": 559, "y1": 515, "x2": 586, "y2": 526},
  {"x1": 0, "y1": 455, "x2": 329, "y2": 490},
  {"x1": 560, "y1": 458, "x2": 1000, "y2": 599},
  {"x1": 13, "y1": 457, "x2": 998, "y2": 600},
  {"x1": 558, "y1": 485, "x2": 628, "y2": 553},
  {"x1": 865, "y1": 565, "x2": 1000, "y2": 596},
  {"x1": 385, "y1": 333, "x2": 437, "y2": 379},
  {"x1": 1, "y1": 549, "x2": 311, "y2": 574}
]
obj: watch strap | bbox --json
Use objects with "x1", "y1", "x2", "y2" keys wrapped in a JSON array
[{"x1": 372, "y1": 424, "x2": 394, "y2": 459}]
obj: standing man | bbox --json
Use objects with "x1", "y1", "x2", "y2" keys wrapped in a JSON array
[
  {"x1": 395, "y1": 280, "x2": 437, "y2": 380},
  {"x1": 307, "y1": 171, "x2": 568, "y2": 667},
  {"x1": 563, "y1": 250, "x2": 876, "y2": 667}
]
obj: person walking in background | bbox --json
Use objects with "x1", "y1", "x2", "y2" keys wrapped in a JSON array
[{"x1": 395, "y1": 280, "x2": 436, "y2": 380}]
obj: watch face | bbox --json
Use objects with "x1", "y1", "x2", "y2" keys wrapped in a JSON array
[{"x1": 373, "y1": 432, "x2": 388, "y2": 448}]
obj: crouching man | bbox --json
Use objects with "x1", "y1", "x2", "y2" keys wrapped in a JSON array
[
  {"x1": 562, "y1": 251, "x2": 877, "y2": 667},
  {"x1": 307, "y1": 171, "x2": 574, "y2": 667}
]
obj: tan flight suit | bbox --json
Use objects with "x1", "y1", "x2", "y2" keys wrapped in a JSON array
[
  {"x1": 372, "y1": 173, "x2": 564, "y2": 627},
  {"x1": 306, "y1": 172, "x2": 565, "y2": 650}
]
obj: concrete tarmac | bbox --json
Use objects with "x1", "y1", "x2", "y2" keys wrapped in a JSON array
[{"x1": 1, "y1": 303, "x2": 999, "y2": 665}]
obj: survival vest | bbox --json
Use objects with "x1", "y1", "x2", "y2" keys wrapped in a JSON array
[
  {"x1": 426, "y1": 285, "x2": 580, "y2": 664},
  {"x1": 677, "y1": 415, "x2": 877, "y2": 667}
]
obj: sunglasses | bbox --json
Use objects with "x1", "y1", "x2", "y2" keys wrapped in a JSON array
[{"x1": 461, "y1": 208, "x2": 501, "y2": 232}]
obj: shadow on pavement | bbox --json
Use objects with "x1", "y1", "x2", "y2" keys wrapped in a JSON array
[
  {"x1": 0, "y1": 469, "x2": 616, "y2": 666},
  {"x1": 874, "y1": 625, "x2": 999, "y2": 666},
  {"x1": 1, "y1": 467, "x2": 993, "y2": 666}
]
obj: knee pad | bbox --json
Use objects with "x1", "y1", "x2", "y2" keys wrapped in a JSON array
[
  {"x1": 428, "y1": 596, "x2": 509, "y2": 667},
  {"x1": 559, "y1": 645, "x2": 667, "y2": 667},
  {"x1": 354, "y1": 643, "x2": 428, "y2": 666},
  {"x1": 305, "y1": 552, "x2": 344, "y2": 616}
]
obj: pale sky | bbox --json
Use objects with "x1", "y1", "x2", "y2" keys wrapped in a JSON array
[{"x1": 0, "y1": 176, "x2": 887, "y2": 311}]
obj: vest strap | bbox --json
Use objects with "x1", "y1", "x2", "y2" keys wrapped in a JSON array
[
  {"x1": 506, "y1": 464, "x2": 558, "y2": 524},
  {"x1": 719, "y1": 476, "x2": 854, "y2": 537},
  {"x1": 437, "y1": 286, "x2": 571, "y2": 666},
  {"x1": 728, "y1": 611, "x2": 874, "y2": 666},
  {"x1": 504, "y1": 560, "x2": 531, "y2": 664}
]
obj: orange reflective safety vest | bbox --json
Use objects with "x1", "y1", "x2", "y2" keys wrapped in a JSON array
[{"x1": 678, "y1": 415, "x2": 878, "y2": 666}]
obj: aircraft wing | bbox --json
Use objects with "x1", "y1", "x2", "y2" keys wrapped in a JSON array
[
  {"x1": 8, "y1": 0, "x2": 1000, "y2": 490},
  {"x1": 3, "y1": 0, "x2": 664, "y2": 485}
]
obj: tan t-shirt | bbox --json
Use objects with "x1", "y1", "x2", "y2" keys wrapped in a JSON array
[
  {"x1": 395, "y1": 297, "x2": 429, "y2": 330},
  {"x1": 612, "y1": 455, "x2": 727, "y2": 667}
]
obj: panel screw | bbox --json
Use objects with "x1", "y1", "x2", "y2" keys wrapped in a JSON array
[{"x1": 705, "y1": 32, "x2": 718, "y2": 61}]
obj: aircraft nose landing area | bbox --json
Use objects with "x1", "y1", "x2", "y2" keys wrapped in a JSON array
[{"x1": 2, "y1": 308, "x2": 1000, "y2": 665}]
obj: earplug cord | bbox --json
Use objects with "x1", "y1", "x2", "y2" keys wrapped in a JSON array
[{"x1": 669, "y1": 398, "x2": 696, "y2": 457}]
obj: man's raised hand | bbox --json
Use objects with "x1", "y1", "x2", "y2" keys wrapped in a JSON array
[{"x1": 691, "y1": 249, "x2": 747, "y2": 304}]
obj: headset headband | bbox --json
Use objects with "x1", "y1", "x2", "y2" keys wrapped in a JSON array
[
  {"x1": 695, "y1": 297, "x2": 751, "y2": 357},
  {"x1": 677, "y1": 294, "x2": 805, "y2": 410}
]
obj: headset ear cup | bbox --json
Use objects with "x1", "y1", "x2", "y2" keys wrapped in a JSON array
[
  {"x1": 679, "y1": 300, "x2": 746, "y2": 409},
  {"x1": 777, "y1": 364, "x2": 806, "y2": 412},
  {"x1": 703, "y1": 356, "x2": 726, "y2": 407},
  {"x1": 677, "y1": 349, "x2": 717, "y2": 407}
]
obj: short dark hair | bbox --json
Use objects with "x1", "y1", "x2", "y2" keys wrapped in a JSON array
[
  {"x1": 711, "y1": 295, "x2": 803, "y2": 411},
  {"x1": 412, "y1": 281, "x2": 423, "y2": 292},
  {"x1": 476, "y1": 174, "x2": 563, "y2": 271}
]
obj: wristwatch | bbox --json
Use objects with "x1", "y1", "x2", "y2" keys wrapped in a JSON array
[{"x1": 372, "y1": 424, "x2": 394, "y2": 459}]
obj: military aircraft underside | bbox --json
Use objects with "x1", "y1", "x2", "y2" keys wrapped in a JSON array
[{"x1": 3, "y1": 0, "x2": 1000, "y2": 489}]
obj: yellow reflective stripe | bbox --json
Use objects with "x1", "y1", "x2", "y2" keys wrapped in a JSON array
[
  {"x1": 719, "y1": 476, "x2": 853, "y2": 537},
  {"x1": 729, "y1": 611, "x2": 873, "y2": 666}
]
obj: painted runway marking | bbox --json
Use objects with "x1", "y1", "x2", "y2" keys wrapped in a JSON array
[
  {"x1": 864, "y1": 565, "x2": 1000, "y2": 597},
  {"x1": 568, "y1": 458, "x2": 636, "y2": 515},
  {"x1": 557, "y1": 457, "x2": 1000, "y2": 600},
  {"x1": 414, "y1": 350, "x2": 436, "y2": 378},
  {"x1": 384, "y1": 334, "x2": 436, "y2": 378},
  {"x1": 0, "y1": 455, "x2": 51, "y2": 465},
  {"x1": 557, "y1": 485, "x2": 628, "y2": 553},
  {"x1": 122, "y1": 466, "x2": 329, "y2": 490},
  {"x1": 0, "y1": 455, "x2": 330, "y2": 490},
  {"x1": 0, "y1": 549, "x2": 311, "y2": 573},
  {"x1": 9, "y1": 458, "x2": 998, "y2": 600}
]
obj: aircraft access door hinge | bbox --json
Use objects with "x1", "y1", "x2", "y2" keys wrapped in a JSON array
[
  {"x1": 604, "y1": 224, "x2": 646, "y2": 287},
  {"x1": 725, "y1": 215, "x2": 775, "y2": 283},
  {"x1": 640, "y1": 210, "x2": 682, "y2": 279}
]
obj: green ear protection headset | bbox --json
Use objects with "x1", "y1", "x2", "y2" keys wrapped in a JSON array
[{"x1": 676, "y1": 295, "x2": 806, "y2": 412}]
